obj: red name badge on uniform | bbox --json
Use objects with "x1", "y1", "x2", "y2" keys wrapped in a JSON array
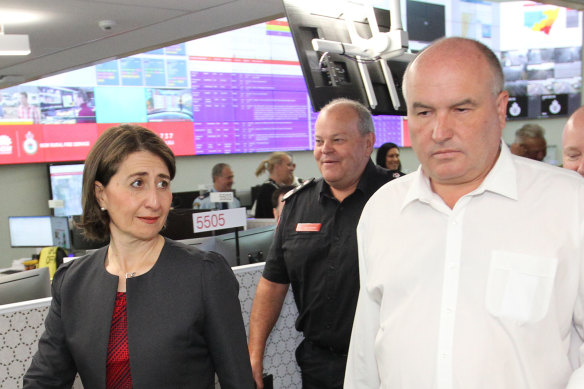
[{"x1": 296, "y1": 223, "x2": 321, "y2": 232}]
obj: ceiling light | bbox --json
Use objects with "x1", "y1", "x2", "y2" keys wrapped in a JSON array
[{"x1": 0, "y1": 24, "x2": 30, "y2": 56}]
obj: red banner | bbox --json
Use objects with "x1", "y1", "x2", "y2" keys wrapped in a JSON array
[{"x1": 0, "y1": 122, "x2": 195, "y2": 165}]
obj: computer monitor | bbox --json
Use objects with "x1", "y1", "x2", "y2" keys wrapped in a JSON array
[
  {"x1": 48, "y1": 162, "x2": 84, "y2": 217},
  {"x1": 9, "y1": 216, "x2": 72, "y2": 249},
  {"x1": 171, "y1": 190, "x2": 200, "y2": 209},
  {"x1": 0, "y1": 267, "x2": 51, "y2": 305},
  {"x1": 283, "y1": 0, "x2": 410, "y2": 115},
  {"x1": 207, "y1": 225, "x2": 276, "y2": 267}
]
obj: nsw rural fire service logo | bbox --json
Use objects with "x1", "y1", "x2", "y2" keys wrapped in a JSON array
[{"x1": 23, "y1": 131, "x2": 38, "y2": 155}]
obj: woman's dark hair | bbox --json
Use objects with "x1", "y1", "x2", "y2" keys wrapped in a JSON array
[
  {"x1": 376, "y1": 142, "x2": 401, "y2": 171},
  {"x1": 78, "y1": 124, "x2": 176, "y2": 240}
]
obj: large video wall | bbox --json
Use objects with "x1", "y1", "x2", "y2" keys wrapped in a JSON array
[{"x1": 0, "y1": 0, "x2": 580, "y2": 165}]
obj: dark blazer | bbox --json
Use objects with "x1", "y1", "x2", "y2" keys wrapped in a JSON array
[{"x1": 24, "y1": 238, "x2": 254, "y2": 389}]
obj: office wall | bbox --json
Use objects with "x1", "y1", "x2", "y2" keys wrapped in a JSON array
[{"x1": 0, "y1": 115, "x2": 571, "y2": 268}]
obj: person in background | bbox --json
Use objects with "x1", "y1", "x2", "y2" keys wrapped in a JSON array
[
  {"x1": 193, "y1": 163, "x2": 241, "y2": 210},
  {"x1": 18, "y1": 91, "x2": 41, "y2": 124},
  {"x1": 509, "y1": 123, "x2": 547, "y2": 161},
  {"x1": 271, "y1": 185, "x2": 295, "y2": 221},
  {"x1": 562, "y1": 106, "x2": 584, "y2": 176},
  {"x1": 253, "y1": 151, "x2": 295, "y2": 218},
  {"x1": 286, "y1": 152, "x2": 305, "y2": 186},
  {"x1": 375, "y1": 142, "x2": 405, "y2": 178},
  {"x1": 76, "y1": 92, "x2": 96, "y2": 123},
  {"x1": 24, "y1": 124, "x2": 254, "y2": 389},
  {"x1": 344, "y1": 37, "x2": 584, "y2": 389},
  {"x1": 248, "y1": 98, "x2": 396, "y2": 389}
]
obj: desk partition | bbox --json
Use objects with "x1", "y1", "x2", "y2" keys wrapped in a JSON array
[{"x1": 0, "y1": 263, "x2": 302, "y2": 388}]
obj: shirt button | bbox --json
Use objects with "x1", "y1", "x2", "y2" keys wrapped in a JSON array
[
  {"x1": 326, "y1": 295, "x2": 332, "y2": 301},
  {"x1": 329, "y1": 265, "x2": 335, "y2": 270},
  {"x1": 326, "y1": 324, "x2": 332, "y2": 329},
  {"x1": 441, "y1": 353, "x2": 448, "y2": 359}
]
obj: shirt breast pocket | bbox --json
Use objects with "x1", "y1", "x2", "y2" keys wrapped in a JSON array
[{"x1": 485, "y1": 251, "x2": 557, "y2": 324}]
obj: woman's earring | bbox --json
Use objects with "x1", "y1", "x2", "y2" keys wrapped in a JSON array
[{"x1": 100, "y1": 207, "x2": 106, "y2": 211}]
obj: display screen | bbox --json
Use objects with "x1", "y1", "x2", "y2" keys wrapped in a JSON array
[
  {"x1": 8, "y1": 216, "x2": 71, "y2": 249},
  {"x1": 48, "y1": 163, "x2": 84, "y2": 217},
  {"x1": 0, "y1": 1, "x2": 580, "y2": 165}
]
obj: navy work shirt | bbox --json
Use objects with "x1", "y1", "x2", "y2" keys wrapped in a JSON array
[{"x1": 262, "y1": 159, "x2": 396, "y2": 353}]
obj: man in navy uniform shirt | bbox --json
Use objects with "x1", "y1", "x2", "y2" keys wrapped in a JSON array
[{"x1": 248, "y1": 98, "x2": 397, "y2": 389}]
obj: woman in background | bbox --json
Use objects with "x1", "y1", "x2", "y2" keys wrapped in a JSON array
[
  {"x1": 253, "y1": 151, "x2": 295, "y2": 218},
  {"x1": 24, "y1": 124, "x2": 254, "y2": 389},
  {"x1": 376, "y1": 142, "x2": 405, "y2": 177}
]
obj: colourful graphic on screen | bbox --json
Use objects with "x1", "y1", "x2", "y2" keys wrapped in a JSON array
[{"x1": 524, "y1": 8, "x2": 559, "y2": 35}]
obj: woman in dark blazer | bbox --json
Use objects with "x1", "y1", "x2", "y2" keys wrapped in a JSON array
[{"x1": 24, "y1": 124, "x2": 254, "y2": 389}]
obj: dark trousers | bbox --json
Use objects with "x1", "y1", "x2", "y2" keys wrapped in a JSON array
[{"x1": 295, "y1": 339, "x2": 347, "y2": 389}]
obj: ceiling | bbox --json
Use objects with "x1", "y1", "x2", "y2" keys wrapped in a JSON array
[
  {"x1": 0, "y1": 0, "x2": 581, "y2": 90},
  {"x1": 0, "y1": 0, "x2": 284, "y2": 89}
]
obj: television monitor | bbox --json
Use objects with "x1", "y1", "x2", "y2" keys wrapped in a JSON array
[
  {"x1": 406, "y1": 0, "x2": 445, "y2": 43},
  {"x1": 9, "y1": 216, "x2": 72, "y2": 249},
  {"x1": 48, "y1": 162, "x2": 84, "y2": 217},
  {"x1": 0, "y1": 267, "x2": 51, "y2": 305},
  {"x1": 283, "y1": 0, "x2": 410, "y2": 115},
  {"x1": 207, "y1": 225, "x2": 276, "y2": 267}
]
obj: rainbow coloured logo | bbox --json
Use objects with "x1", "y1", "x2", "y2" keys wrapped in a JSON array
[{"x1": 524, "y1": 8, "x2": 559, "y2": 35}]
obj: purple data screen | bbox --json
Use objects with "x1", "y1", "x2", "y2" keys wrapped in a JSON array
[
  {"x1": 193, "y1": 72, "x2": 312, "y2": 154},
  {"x1": 373, "y1": 116, "x2": 403, "y2": 147}
]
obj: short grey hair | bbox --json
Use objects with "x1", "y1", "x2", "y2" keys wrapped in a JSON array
[
  {"x1": 514, "y1": 124, "x2": 545, "y2": 143},
  {"x1": 320, "y1": 98, "x2": 375, "y2": 136},
  {"x1": 212, "y1": 163, "x2": 229, "y2": 181}
]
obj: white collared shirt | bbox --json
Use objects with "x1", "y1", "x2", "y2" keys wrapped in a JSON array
[{"x1": 345, "y1": 143, "x2": 584, "y2": 389}]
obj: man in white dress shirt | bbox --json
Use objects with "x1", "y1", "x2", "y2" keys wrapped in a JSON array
[{"x1": 344, "y1": 37, "x2": 584, "y2": 389}]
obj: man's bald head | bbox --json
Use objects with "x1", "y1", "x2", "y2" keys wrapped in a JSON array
[{"x1": 562, "y1": 106, "x2": 584, "y2": 176}]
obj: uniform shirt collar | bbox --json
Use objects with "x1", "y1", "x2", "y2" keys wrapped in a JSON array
[
  {"x1": 319, "y1": 159, "x2": 377, "y2": 201},
  {"x1": 402, "y1": 141, "x2": 518, "y2": 210}
]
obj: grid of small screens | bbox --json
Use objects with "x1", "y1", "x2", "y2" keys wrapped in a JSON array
[{"x1": 8, "y1": 216, "x2": 71, "y2": 249}]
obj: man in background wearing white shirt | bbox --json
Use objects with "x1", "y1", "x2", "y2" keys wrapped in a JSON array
[
  {"x1": 344, "y1": 37, "x2": 584, "y2": 389},
  {"x1": 193, "y1": 163, "x2": 241, "y2": 210},
  {"x1": 562, "y1": 106, "x2": 584, "y2": 176}
]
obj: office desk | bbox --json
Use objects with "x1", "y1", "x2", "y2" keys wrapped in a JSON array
[{"x1": 0, "y1": 263, "x2": 302, "y2": 388}]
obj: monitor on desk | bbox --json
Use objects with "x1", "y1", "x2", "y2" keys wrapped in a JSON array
[
  {"x1": 9, "y1": 216, "x2": 72, "y2": 250},
  {"x1": 207, "y1": 225, "x2": 276, "y2": 267},
  {"x1": 0, "y1": 267, "x2": 51, "y2": 305}
]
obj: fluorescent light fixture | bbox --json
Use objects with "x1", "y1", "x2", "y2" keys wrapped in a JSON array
[{"x1": 0, "y1": 33, "x2": 30, "y2": 55}]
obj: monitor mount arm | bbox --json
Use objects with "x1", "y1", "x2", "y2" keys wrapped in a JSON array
[{"x1": 311, "y1": 0, "x2": 411, "y2": 110}]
